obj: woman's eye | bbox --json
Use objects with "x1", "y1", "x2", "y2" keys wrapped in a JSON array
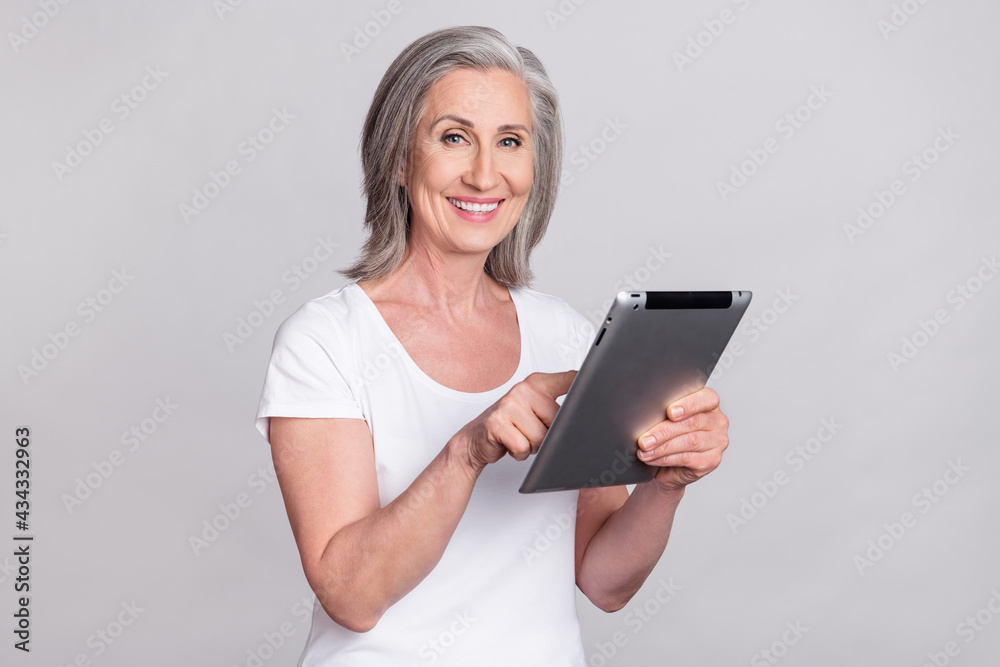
[
  {"x1": 444, "y1": 133, "x2": 465, "y2": 144},
  {"x1": 500, "y1": 137, "x2": 521, "y2": 148}
]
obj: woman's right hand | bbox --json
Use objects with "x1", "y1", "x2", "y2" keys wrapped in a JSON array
[{"x1": 457, "y1": 370, "x2": 578, "y2": 472}]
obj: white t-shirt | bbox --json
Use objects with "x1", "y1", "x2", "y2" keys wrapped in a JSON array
[{"x1": 255, "y1": 281, "x2": 598, "y2": 667}]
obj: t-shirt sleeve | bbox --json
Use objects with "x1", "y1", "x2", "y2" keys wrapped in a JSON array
[{"x1": 254, "y1": 300, "x2": 365, "y2": 445}]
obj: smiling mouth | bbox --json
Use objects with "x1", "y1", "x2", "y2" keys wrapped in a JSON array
[{"x1": 447, "y1": 197, "x2": 502, "y2": 213}]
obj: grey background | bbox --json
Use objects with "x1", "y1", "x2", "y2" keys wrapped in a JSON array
[{"x1": 2, "y1": 0, "x2": 998, "y2": 665}]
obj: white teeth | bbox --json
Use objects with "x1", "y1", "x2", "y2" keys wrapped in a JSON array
[{"x1": 448, "y1": 197, "x2": 499, "y2": 213}]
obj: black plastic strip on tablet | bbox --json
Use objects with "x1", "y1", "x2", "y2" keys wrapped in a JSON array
[{"x1": 644, "y1": 291, "x2": 733, "y2": 309}]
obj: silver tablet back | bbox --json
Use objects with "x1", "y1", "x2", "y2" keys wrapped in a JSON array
[{"x1": 519, "y1": 290, "x2": 752, "y2": 493}]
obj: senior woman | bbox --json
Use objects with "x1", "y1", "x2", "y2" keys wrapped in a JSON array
[{"x1": 255, "y1": 26, "x2": 729, "y2": 666}]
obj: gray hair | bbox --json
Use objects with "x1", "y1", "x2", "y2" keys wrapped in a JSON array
[{"x1": 337, "y1": 26, "x2": 563, "y2": 288}]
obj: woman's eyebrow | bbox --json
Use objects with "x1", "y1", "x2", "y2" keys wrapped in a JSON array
[
  {"x1": 430, "y1": 114, "x2": 529, "y2": 134},
  {"x1": 431, "y1": 114, "x2": 474, "y2": 129},
  {"x1": 497, "y1": 123, "x2": 529, "y2": 133}
]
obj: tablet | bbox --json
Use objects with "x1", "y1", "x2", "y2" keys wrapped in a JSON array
[{"x1": 519, "y1": 290, "x2": 752, "y2": 493}]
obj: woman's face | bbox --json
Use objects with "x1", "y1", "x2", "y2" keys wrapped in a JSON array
[{"x1": 404, "y1": 68, "x2": 534, "y2": 262}]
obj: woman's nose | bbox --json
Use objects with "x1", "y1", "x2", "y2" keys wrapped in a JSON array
[{"x1": 464, "y1": 148, "x2": 500, "y2": 191}]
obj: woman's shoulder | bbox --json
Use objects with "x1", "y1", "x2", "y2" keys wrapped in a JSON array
[
  {"x1": 511, "y1": 285, "x2": 597, "y2": 365},
  {"x1": 274, "y1": 282, "x2": 367, "y2": 345},
  {"x1": 510, "y1": 284, "x2": 589, "y2": 328}
]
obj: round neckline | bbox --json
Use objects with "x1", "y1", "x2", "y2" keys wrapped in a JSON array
[{"x1": 348, "y1": 281, "x2": 528, "y2": 400}]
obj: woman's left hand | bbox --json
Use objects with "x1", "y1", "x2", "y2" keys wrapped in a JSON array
[{"x1": 636, "y1": 387, "x2": 729, "y2": 493}]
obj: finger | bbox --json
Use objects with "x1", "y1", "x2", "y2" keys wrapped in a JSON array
[
  {"x1": 528, "y1": 386, "x2": 563, "y2": 429},
  {"x1": 639, "y1": 430, "x2": 705, "y2": 462},
  {"x1": 646, "y1": 449, "x2": 722, "y2": 472},
  {"x1": 497, "y1": 390, "x2": 552, "y2": 440},
  {"x1": 644, "y1": 451, "x2": 700, "y2": 468},
  {"x1": 511, "y1": 408, "x2": 550, "y2": 454},
  {"x1": 639, "y1": 411, "x2": 726, "y2": 455},
  {"x1": 493, "y1": 419, "x2": 533, "y2": 461},
  {"x1": 497, "y1": 397, "x2": 551, "y2": 456},
  {"x1": 513, "y1": 402, "x2": 559, "y2": 454},
  {"x1": 665, "y1": 387, "x2": 720, "y2": 421},
  {"x1": 528, "y1": 370, "x2": 578, "y2": 401},
  {"x1": 643, "y1": 425, "x2": 729, "y2": 466}
]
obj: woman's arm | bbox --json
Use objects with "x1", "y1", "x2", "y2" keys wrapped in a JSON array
[
  {"x1": 270, "y1": 416, "x2": 481, "y2": 633},
  {"x1": 269, "y1": 370, "x2": 576, "y2": 633},
  {"x1": 574, "y1": 387, "x2": 728, "y2": 612},
  {"x1": 575, "y1": 482, "x2": 685, "y2": 612}
]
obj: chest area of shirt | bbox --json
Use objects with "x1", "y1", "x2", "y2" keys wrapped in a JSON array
[{"x1": 374, "y1": 300, "x2": 522, "y2": 393}]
